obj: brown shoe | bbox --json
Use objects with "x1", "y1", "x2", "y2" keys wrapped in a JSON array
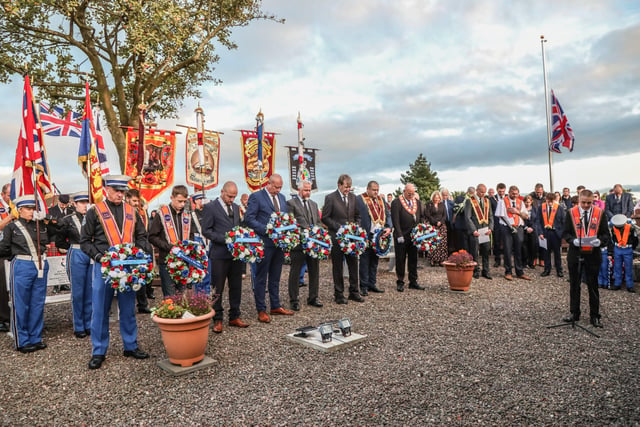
[
  {"x1": 504, "y1": 274, "x2": 513, "y2": 281},
  {"x1": 517, "y1": 274, "x2": 532, "y2": 281},
  {"x1": 212, "y1": 320, "x2": 223, "y2": 333},
  {"x1": 270, "y1": 307, "x2": 294, "y2": 315},
  {"x1": 258, "y1": 311, "x2": 271, "y2": 323},
  {"x1": 229, "y1": 318, "x2": 250, "y2": 328}
]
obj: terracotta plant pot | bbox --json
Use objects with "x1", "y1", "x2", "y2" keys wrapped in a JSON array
[
  {"x1": 152, "y1": 310, "x2": 215, "y2": 367},
  {"x1": 442, "y1": 261, "x2": 477, "y2": 292}
]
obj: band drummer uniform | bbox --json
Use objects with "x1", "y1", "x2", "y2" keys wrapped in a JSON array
[
  {"x1": 55, "y1": 191, "x2": 93, "y2": 338},
  {"x1": 80, "y1": 175, "x2": 151, "y2": 369},
  {"x1": 609, "y1": 214, "x2": 638, "y2": 292},
  {"x1": 0, "y1": 196, "x2": 50, "y2": 353}
]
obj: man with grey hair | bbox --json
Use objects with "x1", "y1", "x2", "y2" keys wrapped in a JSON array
[{"x1": 391, "y1": 183, "x2": 425, "y2": 292}]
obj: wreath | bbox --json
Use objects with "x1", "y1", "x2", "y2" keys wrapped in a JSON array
[
  {"x1": 301, "y1": 225, "x2": 332, "y2": 260},
  {"x1": 165, "y1": 240, "x2": 209, "y2": 286},
  {"x1": 371, "y1": 229, "x2": 392, "y2": 256},
  {"x1": 100, "y1": 243, "x2": 154, "y2": 293},
  {"x1": 266, "y1": 212, "x2": 301, "y2": 251},
  {"x1": 225, "y1": 226, "x2": 264, "y2": 263},
  {"x1": 410, "y1": 223, "x2": 442, "y2": 253},
  {"x1": 336, "y1": 222, "x2": 368, "y2": 256}
]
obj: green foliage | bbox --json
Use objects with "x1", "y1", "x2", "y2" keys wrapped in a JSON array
[
  {"x1": 0, "y1": 0, "x2": 282, "y2": 170},
  {"x1": 399, "y1": 153, "x2": 441, "y2": 201}
]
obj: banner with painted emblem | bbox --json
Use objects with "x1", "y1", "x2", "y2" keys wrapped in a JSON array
[
  {"x1": 125, "y1": 128, "x2": 176, "y2": 202},
  {"x1": 287, "y1": 146, "x2": 318, "y2": 192},
  {"x1": 240, "y1": 130, "x2": 276, "y2": 192},
  {"x1": 185, "y1": 128, "x2": 220, "y2": 190}
]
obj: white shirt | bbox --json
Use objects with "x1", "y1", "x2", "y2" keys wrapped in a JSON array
[{"x1": 495, "y1": 197, "x2": 528, "y2": 227}]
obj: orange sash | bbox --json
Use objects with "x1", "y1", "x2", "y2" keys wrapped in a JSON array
[
  {"x1": 159, "y1": 205, "x2": 191, "y2": 244},
  {"x1": 570, "y1": 206, "x2": 602, "y2": 252},
  {"x1": 0, "y1": 206, "x2": 7, "y2": 220},
  {"x1": 95, "y1": 201, "x2": 136, "y2": 246},
  {"x1": 613, "y1": 224, "x2": 631, "y2": 247},
  {"x1": 504, "y1": 197, "x2": 522, "y2": 226},
  {"x1": 470, "y1": 196, "x2": 490, "y2": 225},
  {"x1": 542, "y1": 202, "x2": 559, "y2": 229},
  {"x1": 399, "y1": 195, "x2": 417, "y2": 215},
  {"x1": 362, "y1": 193, "x2": 386, "y2": 226},
  {"x1": 138, "y1": 208, "x2": 148, "y2": 231}
]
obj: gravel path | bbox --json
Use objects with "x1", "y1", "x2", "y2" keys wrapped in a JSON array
[{"x1": 1, "y1": 258, "x2": 638, "y2": 426}]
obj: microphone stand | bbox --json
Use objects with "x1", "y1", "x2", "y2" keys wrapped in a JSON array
[{"x1": 547, "y1": 211, "x2": 599, "y2": 338}]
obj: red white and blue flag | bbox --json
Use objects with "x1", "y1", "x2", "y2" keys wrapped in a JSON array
[
  {"x1": 78, "y1": 81, "x2": 106, "y2": 203},
  {"x1": 549, "y1": 90, "x2": 575, "y2": 153},
  {"x1": 40, "y1": 102, "x2": 82, "y2": 138},
  {"x1": 11, "y1": 75, "x2": 53, "y2": 213}
]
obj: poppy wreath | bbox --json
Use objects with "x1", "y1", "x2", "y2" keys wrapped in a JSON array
[
  {"x1": 266, "y1": 212, "x2": 301, "y2": 251},
  {"x1": 165, "y1": 240, "x2": 209, "y2": 286},
  {"x1": 371, "y1": 229, "x2": 392, "y2": 256},
  {"x1": 100, "y1": 243, "x2": 154, "y2": 293},
  {"x1": 336, "y1": 222, "x2": 368, "y2": 256},
  {"x1": 410, "y1": 223, "x2": 442, "y2": 253},
  {"x1": 225, "y1": 226, "x2": 265, "y2": 263},
  {"x1": 301, "y1": 225, "x2": 332, "y2": 260}
]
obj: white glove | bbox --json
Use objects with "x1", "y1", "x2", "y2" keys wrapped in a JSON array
[
  {"x1": 573, "y1": 239, "x2": 580, "y2": 247},
  {"x1": 592, "y1": 239, "x2": 601, "y2": 248},
  {"x1": 397, "y1": 237, "x2": 405, "y2": 244}
]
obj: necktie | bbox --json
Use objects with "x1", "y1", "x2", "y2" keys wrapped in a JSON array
[
  {"x1": 479, "y1": 198, "x2": 484, "y2": 210},
  {"x1": 303, "y1": 199, "x2": 313, "y2": 223},
  {"x1": 343, "y1": 195, "x2": 348, "y2": 207},
  {"x1": 445, "y1": 201, "x2": 449, "y2": 220},
  {"x1": 583, "y1": 212, "x2": 589, "y2": 231},
  {"x1": 548, "y1": 205, "x2": 551, "y2": 217},
  {"x1": 272, "y1": 195, "x2": 280, "y2": 212},
  {"x1": 511, "y1": 201, "x2": 516, "y2": 208},
  {"x1": 226, "y1": 204, "x2": 233, "y2": 218}
]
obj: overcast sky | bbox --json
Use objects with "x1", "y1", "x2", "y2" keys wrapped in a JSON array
[{"x1": 1, "y1": 0, "x2": 639, "y2": 207}]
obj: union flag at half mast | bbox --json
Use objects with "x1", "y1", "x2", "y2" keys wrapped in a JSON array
[{"x1": 549, "y1": 90, "x2": 575, "y2": 153}]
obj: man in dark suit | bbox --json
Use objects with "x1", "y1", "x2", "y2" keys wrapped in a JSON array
[
  {"x1": 322, "y1": 174, "x2": 363, "y2": 304},
  {"x1": 390, "y1": 183, "x2": 425, "y2": 292},
  {"x1": 357, "y1": 180, "x2": 392, "y2": 295},
  {"x1": 440, "y1": 188, "x2": 455, "y2": 255},
  {"x1": 201, "y1": 181, "x2": 250, "y2": 333},
  {"x1": 535, "y1": 192, "x2": 565, "y2": 277},
  {"x1": 244, "y1": 174, "x2": 294, "y2": 322},
  {"x1": 562, "y1": 189, "x2": 610, "y2": 328},
  {"x1": 287, "y1": 180, "x2": 323, "y2": 310},
  {"x1": 464, "y1": 183, "x2": 493, "y2": 279},
  {"x1": 605, "y1": 183, "x2": 634, "y2": 220},
  {"x1": 490, "y1": 183, "x2": 506, "y2": 267}
]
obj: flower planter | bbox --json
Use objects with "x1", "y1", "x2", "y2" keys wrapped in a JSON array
[
  {"x1": 442, "y1": 261, "x2": 477, "y2": 292},
  {"x1": 152, "y1": 310, "x2": 215, "y2": 367}
]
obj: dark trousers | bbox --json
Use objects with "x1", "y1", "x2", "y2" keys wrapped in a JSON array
[
  {"x1": 567, "y1": 251, "x2": 601, "y2": 319},
  {"x1": 503, "y1": 226, "x2": 524, "y2": 276},
  {"x1": 136, "y1": 288, "x2": 148, "y2": 310},
  {"x1": 543, "y1": 232, "x2": 563, "y2": 273},
  {"x1": 493, "y1": 223, "x2": 506, "y2": 262},
  {"x1": 359, "y1": 247, "x2": 379, "y2": 291},
  {"x1": 395, "y1": 237, "x2": 418, "y2": 286},
  {"x1": 252, "y1": 246, "x2": 284, "y2": 312},
  {"x1": 468, "y1": 235, "x2": 490, "y2": 275},
  {"x1": 522, "y1": 230, "x2": 539, "y2": 267},
  {"x1": 212, "y1": 258, "x2": 243, "y2": 321},
  {"x1": 289, "y1": 248, "x2": 319, "y2": 303},
  {"x1": 0, "y1": 257, "x2": 10, "y2": 323},
  {"x1": 330, "y1": 241, "x2": 358, "y2": 298}
]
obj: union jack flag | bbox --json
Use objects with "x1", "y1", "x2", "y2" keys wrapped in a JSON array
[
  {"x1": 549, "y1": 90, "x2": 575, "y2": 153},
  {"x1": 40, "y1": 101, "x2": 82, "y2": 138}
]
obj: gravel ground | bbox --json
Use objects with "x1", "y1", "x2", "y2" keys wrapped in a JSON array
[{"x1": 1, "y1": 257, "x2": 639, "y2": 426}]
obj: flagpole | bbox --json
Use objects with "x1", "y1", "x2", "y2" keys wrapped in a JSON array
[{"x1": 541, "y1": 35, "x2": 554, "y2": 193}]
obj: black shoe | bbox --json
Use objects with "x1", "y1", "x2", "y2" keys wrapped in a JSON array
[
  {"x1": 628, "y1": 288, "x2": 636, "y2": 293},
  {"x1": 369, "y1": 286, "x2": 385, "y2": 293},
  {"x1": 88, "y1": 355, "x2": 105, "y2": 370},
  {"x1": 611, "y1": 286, "x2": 621, "y2": 291},
  {"x1": 85, "y1": 329, "x2": 91, "y2": 336},
  {"x1": 590, "y1": 317, "x2": 603, "y2": 328},
  {"x1": 299, "y1": 282, "x2": 307, "y2": 288},
  {"x1": 360, "y1": 289, "x2": 369, "y2": 296},
  {"x1": 123, "y1": 348, "x2": 150, "y2": 359},
  {"x1": 348, "y1": 294, "x2": 365, "y2": 302},
  {"x1": 482, "y1": 272, "x2": 492, "y2": 280},
  {"x1": 493, "y1": 260, "x2": 501, "y2": 268},
  {"x1": 408, "y1": 283, "x2": 425, "y2": 290},
  {"x1": 397, "y1": 285, "x2": 405, "y2": 292},
  {"x1": 74, "y1": 331, "x2": 88, "y2": 338},
  {"x1": 557, "y1": 272, "x2": 564, "y2": 278},
  {"x1": 540, "y1": 270, "x2": 550, "y2": 277},
  {"x1": 33, "y1": 342, "x2": 47, "y2": 351},
  {"x1": 307, "y1": 299, "x2": 323, "y2": 307},
  {"x1": 563, "y1": 314, "x2": 579, "y2": 322},
  {"x1": 138, "y1": 307, "x2": 152, "y2": 314},
  {"x1": 473, "y1": 272, "x2": 480, "y2": 279},
  {"x1": 60, "y1": 285, "x2": 71, "y2": 291},
  {"x1": 147, "y1": 293, "x2": 155, "y2": 300},
  {"x1": 335, "y1": 296, "x2": 348, "y2": 305},
  {"x1": 18, "y1": 344, "x2": 37, "y2": 354},
  {"x1": 291, "y1": 302, "x2": 300, "y2": 311},
  {"x1": 0, "y1": 322, "x2": 8, "y2": 333}
]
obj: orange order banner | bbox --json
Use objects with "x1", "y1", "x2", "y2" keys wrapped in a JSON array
[
  {"x1": 185, "y1": 128, "x2": 220, "y2": 190},
  {"x1": 125, "y1": 128, "x2": 176, "y2": 202},
  {"x1": 240, "y1": 130, "x2": 276, "y2": 192}
]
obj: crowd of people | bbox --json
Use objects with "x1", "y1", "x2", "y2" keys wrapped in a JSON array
[{"x1": 0, "y1": 175, "x2": 637, "y2": 369}]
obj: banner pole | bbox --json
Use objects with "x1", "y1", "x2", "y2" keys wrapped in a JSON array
[{"x1": 541, "y1": 35, "x2": 554, "y2": 193}]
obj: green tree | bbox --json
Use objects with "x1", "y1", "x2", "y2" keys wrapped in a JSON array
[
  {"x1": 0, "y1": 0, "x2": 281, "y2": 171},
  {"x1": 397, "y1": 153, "x2": 441, "y2": 202}
]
